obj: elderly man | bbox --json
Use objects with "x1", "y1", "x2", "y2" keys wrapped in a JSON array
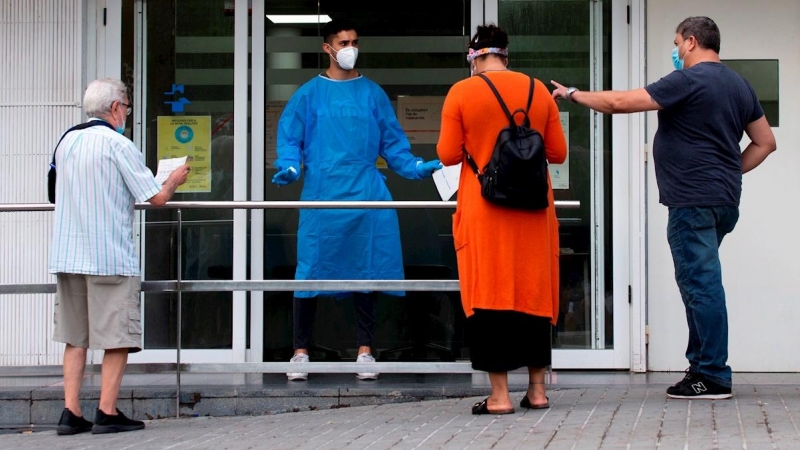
[{"x1": 50, "y1": 78, "x2": 189, "y2": 434}]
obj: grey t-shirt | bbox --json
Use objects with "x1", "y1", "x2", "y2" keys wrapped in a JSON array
[{"x1": 645, "y1": 62, "x2": 763, "y2": 207}]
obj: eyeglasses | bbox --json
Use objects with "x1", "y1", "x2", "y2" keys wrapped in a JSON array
[{"x1": 119, "y1": 101, "x2": 133, "y2": 116}]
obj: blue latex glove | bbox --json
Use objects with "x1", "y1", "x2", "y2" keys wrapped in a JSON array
[
  {"x1": 415, "y1": 159, "x2": 443, "y2": 178},
  {"x1": 272, "y1": 166, "x2": 299, "y2": 186}
]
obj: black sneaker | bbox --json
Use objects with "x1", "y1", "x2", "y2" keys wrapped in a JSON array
[
  {"x1": 92, "y1": 408, "x2": 145, "y2": 434},
  {"x1": 668, "y1": 368, "x2": 698, "y2": 390},
  {"x1": 56, "y1": 408, "x2": 93, "y2": 435},
  {"x1": 666, "y1": 372, "x2": 732, "y2": 399}
]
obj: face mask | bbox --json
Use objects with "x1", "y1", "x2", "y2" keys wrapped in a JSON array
[
  {"x1": 114, "y1": 104, "x2": 126, "y2": 134},
  {"x1": 672, "y1": 40, "x2": 687, "y2": 71},
  {"x1": 671, "y1": 47, "x2": 684, "y2": 70},
  {"x1": 330, "y1": 46, "x2": 358, "y2": 70},
  {"x1": 116, "y1": 114, "x2": 126, "y2": 134}
]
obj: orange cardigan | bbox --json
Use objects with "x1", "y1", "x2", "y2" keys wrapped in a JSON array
[{"x1": 436, "y1": 71, "x2": 567, "y2": 323}]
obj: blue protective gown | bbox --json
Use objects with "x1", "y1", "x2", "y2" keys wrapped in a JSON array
[{"x1": 275, "y1": 74, "x2": 424, "y2": 298}]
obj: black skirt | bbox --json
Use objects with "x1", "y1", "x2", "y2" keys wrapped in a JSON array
[{"x1": 466, "y1": 309, "x2": 552, "y2": 372}]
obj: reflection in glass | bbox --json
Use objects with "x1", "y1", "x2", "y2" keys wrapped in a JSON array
[
  {"x1": 723, "y1": 59, "x2": 779, "y2": 127},
  {"x1": 262, "y1": 1, "x2": 469, "y2": 361},
  {"x1": 142, "y1": 0, "x2": 235, "y2": 349},
  {"x1": 499, "y1": 0, "x2": 613, "y2": 349}
]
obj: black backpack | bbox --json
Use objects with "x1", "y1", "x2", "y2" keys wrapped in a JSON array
[
  {"x1": 48, "y1": 120, "x2": 115, "y2": 203},
  {"x1": 464, "y1": 74, "x2": 549, "y2": 210}
]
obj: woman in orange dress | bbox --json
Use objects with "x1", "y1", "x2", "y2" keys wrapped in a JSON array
[{"x1": 436, "y1": 24, "x2": 567, "y2": 415}]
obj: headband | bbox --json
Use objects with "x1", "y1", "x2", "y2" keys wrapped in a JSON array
[{"x1": 466, "y1": 47, "x2": 508, "y2": 63}]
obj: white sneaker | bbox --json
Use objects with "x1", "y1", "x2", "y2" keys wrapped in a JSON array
[
  {"x1": 286, "y1": 353, "x2": 309, "y2": 381},
  {"x1": 356, "y1": 352, "x2": 379, "y2": 380}
]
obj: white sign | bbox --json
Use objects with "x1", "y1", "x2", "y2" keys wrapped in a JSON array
[
  {"x1": 549, "y1": 112, "x2": 570, "y2": 190},
  {"x1": 397, "y1": 96, "x2": 444, "y2": 144}
]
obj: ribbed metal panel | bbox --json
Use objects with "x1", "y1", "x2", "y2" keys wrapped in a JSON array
[{"x1": 0, "y1": 0, "x2": 83, "y2": 365}]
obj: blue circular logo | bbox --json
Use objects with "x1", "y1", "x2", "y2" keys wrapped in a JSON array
[{"x1": 175, "y1": 125, "x2": 194, "y2": 143}]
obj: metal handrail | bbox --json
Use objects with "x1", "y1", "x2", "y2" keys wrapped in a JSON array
[
  {"x1": 0, "y1": 280, "x2": 461, "y2": 295},
  {"x1": 0, "y1": 200, "x2": 580, "y2": 212},
  {"x1": 2, "y1": 199, "x2": 580, "y2": 415},
  {"x1": 0, "y1": 199, "x2": 579, "y2": 296}
]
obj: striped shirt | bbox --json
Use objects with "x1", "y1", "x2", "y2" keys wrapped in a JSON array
[{"x1": 49, "y1": 120, "x2": 161, "y2": 276}]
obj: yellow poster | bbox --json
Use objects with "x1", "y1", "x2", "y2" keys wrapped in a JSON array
[{"x1": 157, "y1": 116, "x2": 211, "y2": 193}]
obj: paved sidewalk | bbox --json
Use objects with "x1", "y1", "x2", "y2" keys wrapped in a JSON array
[{"x1": 3, "y1": 383, "x2": 800, "y2": 449}]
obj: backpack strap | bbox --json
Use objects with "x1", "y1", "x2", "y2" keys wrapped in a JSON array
[
  {"x1": 50, "y1": 120, "x2": 116, "y2": 168},
  {"x1": 463, "y1": 75, "x2": 536, "y2": 177},
  {"x1": 464, "y1": 149, "x2": 481, "y2": 176},
  {"x1": 477, "y1": 73, "x2": 535, "y2": 127}
]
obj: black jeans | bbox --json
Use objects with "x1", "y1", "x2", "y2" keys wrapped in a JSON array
[{"x1": 293, "y1": 292, "x2": 377, "y2": 350}]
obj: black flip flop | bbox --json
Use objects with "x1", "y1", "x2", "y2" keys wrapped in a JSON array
[
  {"x1": 520, "y1": 395, "x2": 550, "y2": 409},
  {"x1": 472, "y1": 398, "x2": 515, "y2": 415}
]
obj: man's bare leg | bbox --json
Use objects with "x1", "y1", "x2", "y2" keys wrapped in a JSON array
[
  {"x1": 63, "y1": 344, "x2": 87, "y2": 416},
  {"x1": 98, "y1": 348, "x2": 128, "y2": 415}
]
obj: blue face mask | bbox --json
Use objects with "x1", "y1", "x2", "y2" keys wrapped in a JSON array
[
  {"x1": 116, "y1": 114, "x2": 126, "y2": 134},
  {"x1": 671, "y1": 47, "x2": 684, "y2": 70}
]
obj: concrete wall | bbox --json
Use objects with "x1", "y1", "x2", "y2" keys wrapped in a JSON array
[{"x1": 646, "y1": 1, "x2": 800, "y2": 372}]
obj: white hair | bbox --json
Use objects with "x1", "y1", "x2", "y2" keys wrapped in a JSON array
[{"x1": 83, "y1": 78, "x2": 128, "y2": 118}]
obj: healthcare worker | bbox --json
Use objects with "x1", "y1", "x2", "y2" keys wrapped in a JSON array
[{"x1": 272, "y1": 18, "x2": 442, "y2": 381}]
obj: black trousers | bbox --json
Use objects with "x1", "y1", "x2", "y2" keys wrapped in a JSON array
[{"x1": 293, "y1": 292, "x2": 377, "y2": 350}]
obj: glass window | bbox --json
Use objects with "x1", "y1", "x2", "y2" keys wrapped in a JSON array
[
  {"x1": 262, "y1": 1, "x2": 469, "y2": 362},
  {"x1": 142, "y1": 0, "x2": 236, "y2": 349},
  {"x1": 723, "y1": 59, "x2": 779, "y2": 127},
  {"x1": 499, "y1": 0, "x2": 613, "y2": 349}
]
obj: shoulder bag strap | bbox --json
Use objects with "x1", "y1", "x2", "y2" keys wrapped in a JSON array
[{"x1": 50, "y1": 120, "x2": 116, "y2": 167}]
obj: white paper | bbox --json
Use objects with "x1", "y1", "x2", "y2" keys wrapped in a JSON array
[
  {"x1": 154, "y1": 156, "x2": 188, "y2": 185},
  {"x1": 432, "y1": 163, "x2": 462, "y2": 201}
]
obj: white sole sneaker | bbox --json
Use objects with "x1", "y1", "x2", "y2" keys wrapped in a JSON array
[
  {"x1": 356, "y1": 353, "x2": 379, "y2": 380},
  {"x1": 287, "y1": 353, "x2": 309, "y2": 381},
  {"x1": 287, "y1": 372, "x2": 308, "y2": 381}
]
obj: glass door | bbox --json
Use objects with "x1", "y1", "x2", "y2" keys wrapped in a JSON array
[
  {"x1": 129, "y1": 0, "x2": 240, "y2": 363},
  {"x1": 492, "y1": 0, "x2": 629, "y2": 368},
  {"x1": 253, "y1": 1, "x2": 473, "y2": 363}
]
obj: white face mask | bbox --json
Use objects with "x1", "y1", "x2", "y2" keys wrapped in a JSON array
[{"x1": 330, "y1": 46, "x2": 358, "y2": 70}]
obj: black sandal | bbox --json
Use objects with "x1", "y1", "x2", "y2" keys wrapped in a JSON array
[
  {"x1": 520, "y1": 395, "x2": 550, "y2": 409},
  {"x1": 472, "y1": 398, "x2": 515, "y2": 415}
]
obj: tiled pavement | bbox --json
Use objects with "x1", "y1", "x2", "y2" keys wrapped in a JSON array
[{"x1": 1, "y1": 372, "x2": 799, "y2": 449}]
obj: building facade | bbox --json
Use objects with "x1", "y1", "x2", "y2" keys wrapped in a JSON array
[{"x1": 1, "y1": 0, "x2": 797, "y2": 373}]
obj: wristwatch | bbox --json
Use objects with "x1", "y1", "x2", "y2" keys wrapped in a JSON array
[{"x1": 566, "y1": 87, "x2": 579, "y2": 102}]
